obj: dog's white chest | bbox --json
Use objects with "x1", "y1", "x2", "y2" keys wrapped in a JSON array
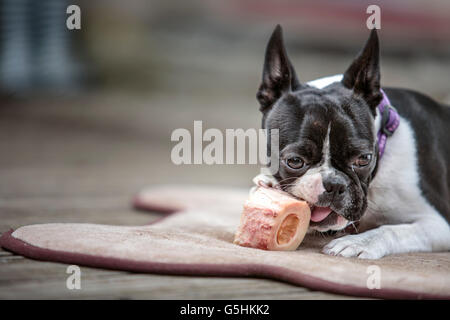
[{"x1": 363, "y1": 115, "x2": 438, "y2": 229}]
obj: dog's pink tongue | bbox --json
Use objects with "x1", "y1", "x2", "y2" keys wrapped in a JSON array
[{"x1": 311, "y1": 206, "x2": 332, "y2": 222}]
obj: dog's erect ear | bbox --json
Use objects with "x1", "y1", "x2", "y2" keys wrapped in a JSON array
[
  {"x1": 257, "y1": 25, "x2": 300, "y2": 111},
  {"x1": 342, "y1": 29, "x2": 382, "y2": 110}
]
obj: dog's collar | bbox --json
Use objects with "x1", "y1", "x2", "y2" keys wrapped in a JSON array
[{"x1": 377, "y1": 89, "x2": 399, "y2": 158}]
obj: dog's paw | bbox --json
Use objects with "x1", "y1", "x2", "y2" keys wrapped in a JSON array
[
  {"x1": 252, "y1": 173, "x2": 278, "y2": 188},
  {"x1": 322, "y1": 233, "x2": 387, "y2": 259}
]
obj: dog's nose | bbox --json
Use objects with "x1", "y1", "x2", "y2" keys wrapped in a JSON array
[{"x1": 323, "y1": 177, "x2": 346, "y2": 198}]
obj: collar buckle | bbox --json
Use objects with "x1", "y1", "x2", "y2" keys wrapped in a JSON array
[{"x1": 380, "y1": 104, "x2": 397, "y2": 137}]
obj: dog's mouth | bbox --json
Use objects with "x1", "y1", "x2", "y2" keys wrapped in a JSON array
[
  {"x1": 308, "y1": 204, "x2": 350, "y2": 231},
  {"x1": 278, "y1": 187, "x2": 351, "y2": 232},
  {"x1": 310, "y1": 205, "x2": 333, "y2": 222}
]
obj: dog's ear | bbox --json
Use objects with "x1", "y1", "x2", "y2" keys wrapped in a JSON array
[
  {"x1": 257, "y1": 25, "x2": 300, "y2": 111},
  {"x1": 342, "y1": 29, "x2": 382, "y2": 111}
]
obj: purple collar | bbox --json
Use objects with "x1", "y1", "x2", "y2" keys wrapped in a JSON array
[{"x1": 377, "y1": 89, "x2": 400, "y2": 158}]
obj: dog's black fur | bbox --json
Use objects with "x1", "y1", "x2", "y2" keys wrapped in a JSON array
[
  {"x1": 385, "y1": 88, "x2": 450, "y2": 221},
  {"x1": 257, "y1": 25, "x2": 450, "y2": 223}
]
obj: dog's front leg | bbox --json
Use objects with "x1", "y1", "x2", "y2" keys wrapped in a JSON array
[{"x1": 322, "y1": 216, "x2": 450, "y2": 259}]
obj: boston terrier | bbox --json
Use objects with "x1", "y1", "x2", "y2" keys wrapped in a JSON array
[{"x1": 254, "y1": 25, "x2": 450, "y2": 259}]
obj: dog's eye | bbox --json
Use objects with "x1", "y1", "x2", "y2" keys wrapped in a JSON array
[
  {"x1": 286, "y1": 157, "x2": 305, "y2": 170},
  {"x1": 354, "y1": 154, "x2": 372, "y2": 167}
]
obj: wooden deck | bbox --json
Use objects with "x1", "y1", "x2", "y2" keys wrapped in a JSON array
[{"x1": 0, "y1": 94, "x2": 360, "y2": 299}]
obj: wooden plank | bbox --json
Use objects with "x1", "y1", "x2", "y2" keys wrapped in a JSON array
[
  {"x1": 0, "y1": 251, "x2": 13, "y2": 257},
  {"x1": 0, "y1": 259, "x2": 357, "y2": 299},
  {"x1": 0, "y1": 253, "x2": 365, "y2": 299}
]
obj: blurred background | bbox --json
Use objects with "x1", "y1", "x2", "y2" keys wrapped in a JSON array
[{"x1": 1, "y1": 0, "x2": 449, "y2": 205}]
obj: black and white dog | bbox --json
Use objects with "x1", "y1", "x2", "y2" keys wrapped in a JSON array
[{"x1": 254, "y1": 25, "x2": 450, "y2": 259}]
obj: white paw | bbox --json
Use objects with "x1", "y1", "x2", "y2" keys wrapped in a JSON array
[
  {"x1": 322, "y1": 233, "x2": 387, "y2": 259},
  {"x1": 252, "y1": 173, "x2": 278, "y2": 188}
]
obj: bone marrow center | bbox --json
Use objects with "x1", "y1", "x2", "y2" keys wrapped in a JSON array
[{"x1": 277, "y1": 214, "x2": 299, "y2": 245}]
